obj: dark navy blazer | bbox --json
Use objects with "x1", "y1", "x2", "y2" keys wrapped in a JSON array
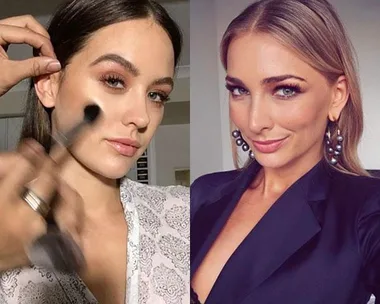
[{"x1": 190, "y1": 159, "x2": 380, "y2": 304}]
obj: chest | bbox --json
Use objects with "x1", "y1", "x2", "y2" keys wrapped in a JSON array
[
  {"x1": 234, "y1": 242, "x2": 366, "y2": 304},
  {"x1": 192, "y1": 192, "x2": 276, "y2": 302},
  {"x1": 79, "y1": 217, "x2": 128, "y2": 304},
  {"x1": 205, "y1": 199, "x2": 272, "y2": 260},
  {"x1": 192, "y1": 198, "x2": 367, "y2": 304}
]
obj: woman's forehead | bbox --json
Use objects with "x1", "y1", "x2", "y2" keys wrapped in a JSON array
[
  {"x1": 67, "y1": 19, "x2": 175, "y2": 74},
  {"x1": 226, "y1": 33, "x2": 316, "y2": 81}
]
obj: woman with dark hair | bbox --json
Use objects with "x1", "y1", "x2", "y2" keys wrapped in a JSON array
[
  {"x1": 191, "y1": 0, "x2": 378, "y2": 303},
  {"x1": 0, "y1": 0, "x2": 189, "y2": 303}
]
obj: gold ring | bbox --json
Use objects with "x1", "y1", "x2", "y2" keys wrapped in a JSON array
[{"x1": 22, "y1": 188, "x2": 50, "y2": 218}]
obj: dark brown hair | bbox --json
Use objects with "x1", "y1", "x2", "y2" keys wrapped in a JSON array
[{"x1": 20, "y1": 0, "x2": 182, "y2": 152}]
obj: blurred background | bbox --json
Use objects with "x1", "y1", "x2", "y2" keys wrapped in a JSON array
[{"x1": 0, "y1": 0, "x2": 190, "y2": 186}]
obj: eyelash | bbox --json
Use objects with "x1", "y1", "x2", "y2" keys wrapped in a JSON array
[
  {"x1": 225, "y1": 83, "x2": 302, "y2": 100},
  {"x1": 100, "y1": 74, "x2": 170, "y2": 105},
  {"x1": 148, "y1": 91, "x2": 170, "y2": 106},
  {"x1": 101, "y1": 74, "x2": 125, "y2": 90},
  {"x1": 274, "y1": 83, "x2": 302, "y2": 99},
  {"x1": 225, "y1": 84, "x2": 249, "y2": 97}
]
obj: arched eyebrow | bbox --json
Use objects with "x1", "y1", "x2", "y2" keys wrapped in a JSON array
[
  {"x1": 90, "y1": 53, "x2": 140, "y2": 77},
  {"x1": 225, "y1": 75, "x2": 246, "y2": 87},
  {"x1": 225, "y1": 74, "x2": 307, "y2": 86},
  {"x1": 151, "y1": 77, "x2": 174, "y2": 88},
  {"x1": 261, "y1": 74, "x2": 307, "y2": 84},
  {"x1": 91, "y1": 53, "x2": 174, "y2": 88}
]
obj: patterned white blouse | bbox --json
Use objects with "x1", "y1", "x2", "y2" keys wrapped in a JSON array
[{"x1": 0, "y1": 178, "x2": 190, "y2": 304}]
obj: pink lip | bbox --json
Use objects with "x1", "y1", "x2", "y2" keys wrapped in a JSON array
[
  {"x1": 106, "y1": 138, "x2": 140, "y2": 157},
  {"x1": 251, "y1": 138, "x2": 287, "y2": 153}
]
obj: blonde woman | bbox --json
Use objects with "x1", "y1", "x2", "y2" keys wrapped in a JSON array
[{"x1": 191, "y1": 0, "x2": 378, "y2": 303}]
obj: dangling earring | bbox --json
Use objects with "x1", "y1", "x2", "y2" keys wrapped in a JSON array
[
  {"x1": 231, "y1": 129, "x2": 254, "y2": 159},
  {"x1": 325, "y1": 127, "x2": 343, "y2": 165}
]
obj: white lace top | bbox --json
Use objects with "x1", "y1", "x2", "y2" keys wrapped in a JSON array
[{"x1": 0, "y1": 178, "x2": 190, "y2": 304}]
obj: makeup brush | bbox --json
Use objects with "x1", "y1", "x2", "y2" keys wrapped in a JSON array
[
  {"x1": 54, "y1": 104, "x2": 101, "y2": 148},
  {"x1": 26, "y1": 103, "x2": 101, "y2": 273}
]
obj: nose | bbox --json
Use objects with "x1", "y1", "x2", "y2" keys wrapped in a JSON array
[
  {"x1": 121, "y1": 91, "x2": 150, "y2": 129},
  {"x1": 248, "y1": 96, "x2": 273, "y2": 134}
]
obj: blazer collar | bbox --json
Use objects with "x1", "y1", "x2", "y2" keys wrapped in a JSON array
[
  {"x1": 193, "y1": 159, "x2": 333, "y2": 303},
  {"x1": 202, "y1": 158, "x2": 332, "y2": 206}
]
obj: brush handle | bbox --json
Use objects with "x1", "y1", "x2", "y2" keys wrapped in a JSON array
[
  {"x1": 53, "y1": 120, "x2": 88, "y2": 148},
  {"x1": 27, "y1": 105, "x2": 100, "y2": 272},
  {"x1": 26, "y1": 224, "x2": 85, "y2": 273}
]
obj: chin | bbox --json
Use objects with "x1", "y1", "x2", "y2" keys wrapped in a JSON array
[
  {"x1": 70, "y1": 140, "x2": 144, "y2": 179},
  {"x1": 95, "y1": 166, "x2": 131, "y2": 180},
  {"x1": 254, "y1": 152, "x2": 295, "y2": 169},
  {"x1": 76, "y1": 155, "x2": 135, "y2": 180}
]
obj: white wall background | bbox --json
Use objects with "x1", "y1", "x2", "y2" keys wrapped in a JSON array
[
  {"x1": 190, "y1": 0, "x2": 380, "y2": 182},
  {"x1": 190, "y1": 0, "x2": 223, "y2": 182},
  {"x1": 154, "y1": 124, "x2": 190, "y2": 186},
  {"x1": 0, "y1": 117, "x2": 23, "y2": 151}
]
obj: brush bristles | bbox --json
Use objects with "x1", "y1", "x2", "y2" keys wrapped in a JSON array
[{"x1": 84, "y1": 104, "x2": 101, "y2": 124}]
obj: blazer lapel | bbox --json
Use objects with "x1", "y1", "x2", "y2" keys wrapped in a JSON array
[
  {"x1": 205, "y1": 160, "x2": 332, "y2": 304},
  {"x1": 191, "y1": 161, "x2": 262, "y2": 277}
]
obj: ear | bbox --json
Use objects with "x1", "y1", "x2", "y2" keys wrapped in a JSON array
[
  {"x1": 328, "y1": 75, "x2": 349, "y2": 121},
  {"x1": 34, "y1": 72, "x2": 61, "y2": 109}
]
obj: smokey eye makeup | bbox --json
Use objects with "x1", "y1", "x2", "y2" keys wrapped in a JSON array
[
  {"x1": 100, "y1": 73, "x2": 126, "y2": 90},
  {"x1": 225, "y1": 82, "x2": 304, "y2": 100},
  {"x1": 98, "y1": 71, "x2": 170, "y2": 106},
  {"x1": 225, "y1": 83, "x2": 249, "y2": 98},
  {"x1": 273, "y1": 83, "x2": 302, "y2": 99},
  {"x1": 148, "y1": 91, "x2": 170, "y2": 105},
  {"x1": 92, "y1": 55, "x2": 172, "y2": 106}
]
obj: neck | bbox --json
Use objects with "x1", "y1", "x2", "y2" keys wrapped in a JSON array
[
  {"x1": 59, "y1": 156, "x2": 122, "y2": 220},
  {"x1": 254, "y1": 149, "x2": 324, "y2": 198}
]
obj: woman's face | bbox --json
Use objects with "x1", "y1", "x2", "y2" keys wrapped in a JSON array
[
  {"x1": 38, "y1": 18, "x2": 175, "y2": 179},
  {"x1": 226, "y1": 32, "x2": 347, "y2": 169}
]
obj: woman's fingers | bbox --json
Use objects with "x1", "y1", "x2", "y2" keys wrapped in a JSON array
[
  {"x1": 0, "y1": 140, "x2": 45, "y2": 199},
  {"x1": 5, "y1": 56, "x2": 61, "y2": 83},
  {"x1": 0, "y1": 15, "x2": 50, "y2": 39},
  {"x1": 0, "y1": 16, "x2": 60, "y2": 95},
  {"x1": 0, "y1": 138, "x2": 84, "y2": 271},
  {"x1": 0, "y1": 24, "x2": 55, "y2": 58}
]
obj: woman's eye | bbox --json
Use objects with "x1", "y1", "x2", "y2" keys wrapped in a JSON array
[
  {"x1": 233, "y1": 87, "x2": 247, "y2": 96},
  {"x1": 102, "y1": 75, "x2": 125, "y2": 89},
  {"x1": 225, "y1": 84, "x2": 249, "y2": 97},
  {"x1": 274, "y1": 85, "x2": 301, "y2": 99},
  {"x1": 148, "y1": 91, "x2": 170, "y2": 104}
]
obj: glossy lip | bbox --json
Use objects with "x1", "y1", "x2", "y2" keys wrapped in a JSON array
[
  {"x1": 106, "y1": 138, "x2": 141, "y2": 157},
  {"x1": 106, "y1": 137, "x2": 141, "y2": 148},
  {"x1": 251, "y1": 137, "x2": 288, "y2": 153}
]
